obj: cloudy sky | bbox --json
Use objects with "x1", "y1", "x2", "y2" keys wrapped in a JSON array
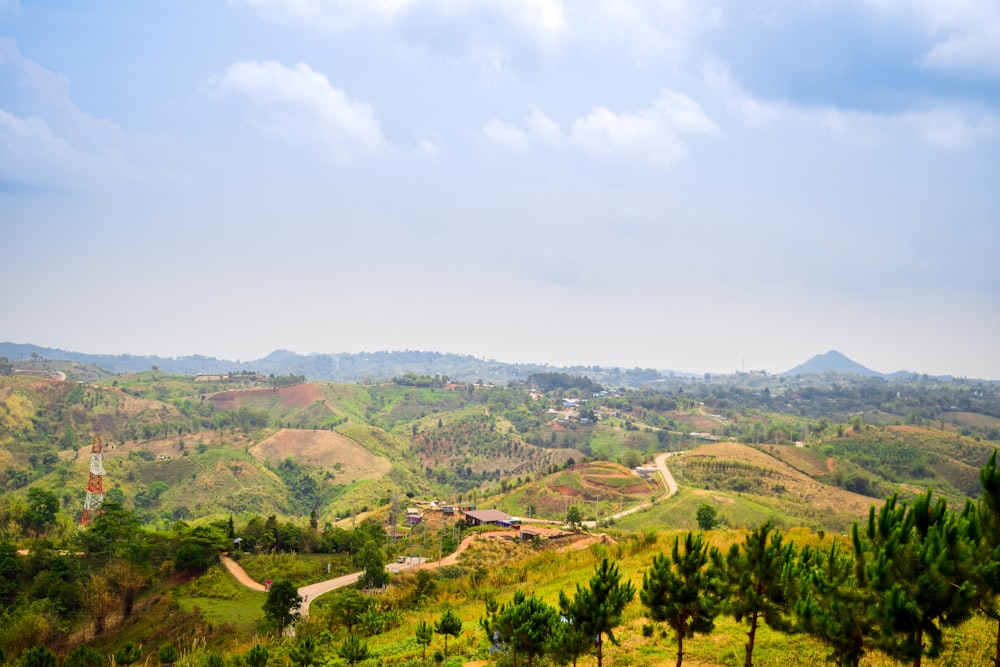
[{"x1": 2, "y1": 1, "x2": 998, "y2": 378}]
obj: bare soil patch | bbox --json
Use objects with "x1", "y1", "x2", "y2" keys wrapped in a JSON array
[
  {"x1": 666, "y1": 410, "x2": 722, "y2": 432},
  {"x1": 208, "y1": 384, "x2": 323, "y2": 411},
  {"x1": 251, "y1": 429, "x2": 391, "y2": 482}
]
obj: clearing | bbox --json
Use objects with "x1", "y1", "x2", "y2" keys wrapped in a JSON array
[{"x1": 251, "y1": 429, "x2": 391, "y2": 482}]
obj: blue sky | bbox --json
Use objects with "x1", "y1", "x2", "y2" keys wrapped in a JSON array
[{"x1": 1, "y1": 0, "x2": 998, "y2": 378}]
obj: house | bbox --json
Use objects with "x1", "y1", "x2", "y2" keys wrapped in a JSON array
[
  {"x1": 463, "y1": 509, "x2": 511, "y2": 527},
  {"x1": 519, "y1": 526, "x2": 569, "y2": 541},
  {"x1": 634, "y1": 466, "x2": 659, "y2": 479}
]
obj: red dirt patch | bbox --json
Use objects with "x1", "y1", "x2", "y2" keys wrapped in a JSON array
[
  {"x1": 208, "y1": 384, "x2": 323, "y2": 411},
  {"x1": 251, "y1": 429, "x2": 391, "y2": 482}
]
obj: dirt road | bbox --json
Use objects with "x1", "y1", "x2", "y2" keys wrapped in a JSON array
[
  {"x1": 219, "y1": 554, "x2": 265, "y2": 591},
  {"x1": 220, "y1": 527, "x2": 607, "y2": 618}
]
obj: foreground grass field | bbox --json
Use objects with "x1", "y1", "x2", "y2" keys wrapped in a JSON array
[{"x1": 160, "y1": 527, "x2": 997, "y2": 667}]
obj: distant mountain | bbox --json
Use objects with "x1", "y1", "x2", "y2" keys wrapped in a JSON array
[
  {"x1": 782, "y1": 350, "x2": 882, "y2": 377},
  {"x1": 0, "y1": 342, "x2": 684, "y2": 387}
]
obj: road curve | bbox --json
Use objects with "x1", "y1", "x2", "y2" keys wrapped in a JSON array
[
  {"x1": 220, "y1": 454, "x2": 685, "y2": 615},
  {"x1": 582, "y1": 451, "x2": 682, "y2": 527},
  {"x1": 654, "y1": 451, "x2": 680, "y2": 498}
]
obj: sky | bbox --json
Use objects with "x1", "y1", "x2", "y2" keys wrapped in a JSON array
[{"x1": 1, "y1": 1, "x2": 998, "y2": 379}]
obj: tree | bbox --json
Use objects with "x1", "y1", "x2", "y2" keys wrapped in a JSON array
[
  {"x1": 972, "y1": 449, "x2": 1000, "y2": 667},
  {"x1": 21, "y1": 646, "x2": 57, "y2": 667},
  {"x1": 0, "y1": 541, "x2": 22, "y2": 607},
  {"x1": 548, "y1": 613, "x2": 592, "y2": 667},
  {"x1": 22, "y1": 488, "x2": 59, "y2": 538},
  {"x1": 794, "y1": 542, "x2": 871, "y2": 667},
  {"x1": 327, "y1": 588, "x2": 370, "y2": 633},
  {"x1": 114, "y1": 642, "x2": 142, "y2": 666},
  {"x1": 566, "y1": 505, "x2": 583, "y2": 529},
  {"x1": 435, "y1": 609, "x2": 463, "y2": 656},
  {"x1": 484, "y1": 591, "x2": 558, "y2": 667},
  {"x1": 158, "y1": 644, "x2": 180, "y2": 666},
  {"x1": 288, "y1": 636, "x2": 318, "y2": 667},
  {"x1": 64, "y1": 645, "x2": 105, "y2": 667},
  {"x1": 106, "y1": 559, "x2": 149, "y2": 620},
  {"x1": 723, "y1": 521, "x2": 798, "y2": 667},
  {"x1": 337, "y1": 635, "x2": 369, "y2": 666},
  {"x1": 243, "y1": 644, "x2": 268, "y2": 667},
  {"x1": 415, "y1": 620, "x2": 434, "y2": 662},
  {"x1": 854, "y1": 491, "x2": 977, "y2": 667},
  {"x1": 695, "y1": 504, "x2": 718, "y2": 531},
  {"x1": 262, "y1": 580, "x2": 301, "y2": 632},
  {"x1": 640, "y1": 532, "x2": 725, "y2": 667},
  {"x1": 355, "y1": 540, "x2": 389, "y2": 591},
  {"x1": 559, "y1": 557, "x2": 636, "y2": 667}
]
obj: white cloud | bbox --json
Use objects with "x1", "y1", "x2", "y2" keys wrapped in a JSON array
[
  {"x1": 863, "y1": 0, "x2": 1000, "y2": 77},
  {"x1": 0, "y1": 38, "x2": 186, "y2": 189},
  {"x1": 209, "y1": 60, "x2": 388, "y2": 161},
  {"x1": 231, "y1": 0, "x2": 718, "y2": 67},
  {"x1": 480, "y1": 118, "x2": 530, "y2": 152},
  {"x1": 414, "y1": 135, "x2": 443, "y2": 158},
  {"x1": 703, "y1": 58, "x2": 1000, "y2": 148},
  {"x1": 483, "y1": 90, "x2": 718, "y2": 166},
  {"x1": 526, "y1": 104, "x2": 563, "y2": 147}
]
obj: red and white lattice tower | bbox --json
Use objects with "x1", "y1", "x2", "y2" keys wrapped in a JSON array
[{"x1": 79, "y1": 435, "x2": 106, "y2": 528}]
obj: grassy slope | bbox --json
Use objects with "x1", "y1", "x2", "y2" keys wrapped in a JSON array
[{"x1": 156, "y1": 526, "x2": 996, "y2": 667}]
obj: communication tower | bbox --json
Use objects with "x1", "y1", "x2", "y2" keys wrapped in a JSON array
[{"x1": 79, "y1": 435, "x2": 106, "y2": 528}]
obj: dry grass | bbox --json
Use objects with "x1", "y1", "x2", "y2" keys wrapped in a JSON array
[
  {"x1": 677, "y1": 442, "x2": 874, "y2": 518},
  {"x1": 251, "y1": 429, "x2": 391, "y2": 482}
]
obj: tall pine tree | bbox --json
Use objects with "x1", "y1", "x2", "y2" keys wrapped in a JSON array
[
  {"x1": 484, "y1": 590, "x2": 557, "y2": 667},
  {"x1": 794, "y1": 541, "x2": 871, "y2": 667},
  {"x1": 853, "y1": 491, "x2": 977, "y2": 667},
  {"x1": 640, "y1": 531, "x2": 724, "y2": 667},
  {"x1": 559, "y1": 557, "x2": 635, "y2": 667},
  {"x1": 970, "y1": 449, "x2": 1000, "y2": 667},
  {"x1": 722, "y1": 521, "x2": 798, "y2": 667}
]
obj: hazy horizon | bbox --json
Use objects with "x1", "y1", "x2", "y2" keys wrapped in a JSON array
[{"x1": 2, "y1": 2, "x2": 998, "y2": 379}]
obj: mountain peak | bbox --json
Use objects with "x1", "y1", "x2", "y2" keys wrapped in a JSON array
[{"x1": 783, "y1": 350, "x2": 881, "y2": 377}]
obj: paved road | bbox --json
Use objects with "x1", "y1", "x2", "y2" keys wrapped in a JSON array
[{"x1": 581, "y1": 450, "x2": 682, "y2": 528}]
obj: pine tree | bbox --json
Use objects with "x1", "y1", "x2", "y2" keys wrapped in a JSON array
[
  {"x1": 970, "y1": 449, "x2": 1000, "y2": 667},
  {"x1": 548, "y1": 613, "x2": 592, "y2": 667},
  {"x1": 486, "y1": 591, "x2": 558, "y2": 667},
  {"x1": 337, "y1": 635, "x2": 369, "y2": 667},
  {"x1": 435, "y1": 609, "x2": 463, "y2": 656},
  {"x1": 794, "y1": 541, "x2": 870, "y2": 667},
  {"x1": 243, "y1": 644, "x2": 269, "y2": 667},
  {"x1": 559, "y1": 557, "x2": 635, "y2": 667},
  {"x1": 853, "y1": 491, "x2": 977, "y2": 667},
  {"x1": 722, "y1": 521, "x2": 798, "y2": 667},
  {"x1": 415, "y1": 620, "x2": 433, "y2": 662},
  {"x1": 288, "y1": 636, "x2": 317, "y2": 667},
  {"x1": 640, "y1": 531, "x2": 724, "y2": 667}
]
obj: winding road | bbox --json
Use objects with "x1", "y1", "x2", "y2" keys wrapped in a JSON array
[
  {"x1": 220, "y1": 452, "x2": 681, "y2": 615},
  {"x1": 582, "y1": 450, "x2": 681, "y2": 527}
]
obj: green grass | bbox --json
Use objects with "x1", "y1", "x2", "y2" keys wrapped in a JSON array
[
  {"x1": 238, "y1": 553, "x2": 354, "y2": 587},
  {"x1": 174, "y1": 565, "x2": 268, "y2": 637},
  {"x1": 612, "y1": 488, "x2": 795, "y2": 532}
]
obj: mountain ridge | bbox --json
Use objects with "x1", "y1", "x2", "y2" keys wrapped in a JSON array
[{"x1": 0, "y1": 342, "x2": 972, "y2": 384}]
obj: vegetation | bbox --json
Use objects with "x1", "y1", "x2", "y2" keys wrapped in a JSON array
[{"x1": 0, "y1": 357, "x2": 999, "y2": 667}]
